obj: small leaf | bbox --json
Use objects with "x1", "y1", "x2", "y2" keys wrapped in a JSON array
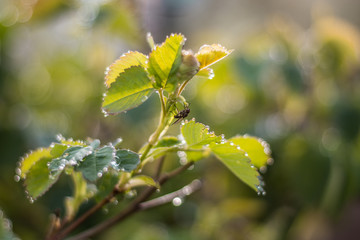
[
  {"x1": 25, "y1": 157, "x2": 61, "y2": 200},
  {"x1": 148, "y1": 34, "x2": 185, "y2": 88},
  {"x1": 181, "y1": 120, "x2": 221, "y2": 161},
  {"x1": 102, "y1": 66, "x2": 154, "y2": 114},
  {"x1": 195, "y1": 44, "x2": 233, "y2": 70},
  {"x1": 113, "y1": 150, "x2": 140, "y2": 172},
  {"x1": 77, "y1": 146, "x2": 115, "y2": 182},
  {"x1": 50, "y1": 144, "x2": 68, "y2": 158},
  {"x1": 48, "y1": 145, "x2": 94, "y2": 174},
  {"x1": 155, "y1": 136, "x2": 181, "y2": 148},
  {"x1": 125, "y1": 175, "x2": 159, "y2": 189},
  {"x1": 229, "y1": 136, "x2": 272, "y2": 168},
  {"x1": 196, "y1": 68, "x2": 214, "y2": 79},
  {"x1": 105, "y1": 51, "x2": 148, "y2": 87},
  {"x1": 210, "y1": 142, "x2": 264, "y2": 194},
  {"x1": 19, "y1": 148, "x2": 51, "y2": 179},
  {"x1": 181, "y1": 120, "x2": 221, "y2": 148}
]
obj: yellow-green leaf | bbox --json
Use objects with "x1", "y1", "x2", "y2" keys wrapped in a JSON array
[
  {"x1": 196, "y1": 68, "x2": 215, "y2": 79},
  {"x1": 102, "y1": 66, "x2": 154, "y2": 114},
  {"x1": 229, "y1": 136, "x2": 272, "y2": 169},
  {"x1": 195, "y1": 44, "x2": 233, "y2": 70},
  {"x1": 105, "y1": 51, "x2": 148, "y2": 87},
  {"x1": 25, "y1": 157, "x2": 61, "y2": 200},
  {"x1": 19, "y1": 148, "x2": 51, "y2": 179},
  {"x1": 148, "y1": 34, "x2": 185, "y2": 88},
  {"x1": 210, "y1": 142, "x2": 265, "y2": 194},
  {"x1": 125, "y1": 175, "x2": 159, "y2": 189}
]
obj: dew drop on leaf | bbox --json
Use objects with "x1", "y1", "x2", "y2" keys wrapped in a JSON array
[{"x1": 14, "y1": 175, "x2": 20, "y2": 182}]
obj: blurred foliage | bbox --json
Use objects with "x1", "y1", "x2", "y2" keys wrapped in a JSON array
[{"x1": 1, "y1": 0, "x2": 360, "y2": 239}]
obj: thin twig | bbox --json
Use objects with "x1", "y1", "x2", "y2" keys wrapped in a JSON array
[
  {"x1": 139, "y1": 179, "x2": 202, "y2": 210},
  {"x1": 66, "y1": 162, "x2": 194, "y2": 240},
  {"x1": 154, "y1": 156, "x2": 165, "y2": 179}
]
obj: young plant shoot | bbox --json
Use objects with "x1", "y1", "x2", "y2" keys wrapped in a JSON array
[{"x1": 16, "y1": 33, "x2": 272, "y2": 240}]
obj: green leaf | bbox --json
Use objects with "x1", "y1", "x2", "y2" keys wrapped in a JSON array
[
  {"x1": 102, "y1": 66, "x2": 154, "y2": 114},
  {"x1": 113, "y1": 149, "x2": 140, "y2": 172},
  {"x1": 48, "y1": 145, "x2": 94, "y2": 174},
  {"x1": 105, "y1": 51, "x2": 148, "y2": 87},
  {"x1": 50, "y1": 143, "x2": 68, "y2": 158},
  {"x1": 77, "y1": 146, "x2": 115, "y2": 182},
  {"x1": 125, "y1": 175, "x2": 159, "y2": 189},
  {"x1": 155, "y1": 136, "x2": 181, "y2": 148},
  {"x1": 195, "y1": 44, "x2": 233, "y2": 70},
  {"x1": 65, "y1": 172, "x2": 88, "y2": 221},
  {"x1": 196, "y1": 68, "x2": 214, "y2": 79},
  {"x1": 229, "y1": 136, "x2": 272, "y2": 168},
  {"x1": 181, "y1": 120, "x2": 221, "y2": 161},
  {"x1": 148, "y1": 34, "x2": 185, "y2": 88},
  {"x1": 181, "y1": 120, "x2": 221, "y2": 148},
  {"x1": 19, "y1": 148, "x2": 51, "y2": 179},
  {"x1": 25, "y1": 157, "x2": 61, "y2": 200},
  {"x1": 210, "y1": 142, "x2": 265, "y2": 194}
]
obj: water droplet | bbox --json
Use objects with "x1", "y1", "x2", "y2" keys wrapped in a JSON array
[
  {"x1": 182, "y1": 186, "x2": 192, "y2": 195},
  {"x1": 103, "y1": 167, "x2": 108, "y2": 172},
  {"x1": 260, "y1": 166, "x2": 267, "y2": 173},
  {"x1": 15, "y1": 168, "x2": 21, "y2": 175},
  {"x1": 262, "y1": 191, "x2": 266, "y2": 196},
  {"x1": 229, "y1": 142, "x2": 234, "y2": 146},
  {"x1": 257, "y1": 191, "x2": 261, "y2": 196},
  {"x1": 245, "y1": 152, "x2": 249, "y2": 157},
  {"x1": 59, "y1": 164, "x2": 65, "y2": 170},
  {"x1": 29, "y1": 197, "x2": 34, "y2": 204},
  {"x1": 267, "y1": 158, "x2": 274, "y2": 165},
  {"x1": 97, "y1": 172, "x2": 103, "y2": 178},
  {"x1": 141, "y1": 95, "x2": 148, "y2": 102},
  {"x1": 172, "y1": 197, "x2": 183, "y2": 206},
  {"x1": 251, "y1": 165, "x2": 255, "y2": 169},
  {"x1": 14, "y1": 175, "x2": 20, "y2": 182}
]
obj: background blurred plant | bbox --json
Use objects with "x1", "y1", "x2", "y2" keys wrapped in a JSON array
[{"x1": 1, "y1": 0, "x2": 360, "y2": 240}]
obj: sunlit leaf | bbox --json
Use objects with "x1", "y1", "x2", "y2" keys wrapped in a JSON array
[
  {"x1": 125, "y1": 175, "x2": 159, "y2": 189},
  {"x1": 181, "y1": 120, "x2": 221, "y2": 147},
  {"x1": 77, "y1": 146, "x2": 115, "y2": 182},
  {"x1": 25, "y1": 157, "x2": 61, "y2": 200},
  {"x1": 19, "y1": 148, "x2": 51, "y2": 179},
  {"x1": 105, "y1": 51, "x2": 148, "y2": 87},
  {"x1": 50, "y1": 144, "x2": 68, "y2": 158},
  {"x1": 195, "y1": 44, "x2": 233, "y2": 70},
  {"x1": 65, "y1": 172, "x2": 88, "y2": 221},
  {"x1": 210, "y1": 142, "x2": 265, "y2": 194},
  {"x1": 181, "y1": 120, "x2": 221, "y2": 161},
  {"x1": 102, "y1": 66, "x2": 154, "y2": 114},
  {"x1": 148, "y1": 34, "x2": 185, "y2": 88},
  {"x1": 229, "y1": 136, "x2": 272, "y2": 168},
  {"x1": 196, "y1": 68, "x2": 215, "y2": 79},
  {"x1": 113, "y1": 149, "x2": 140, "y2": 172}
]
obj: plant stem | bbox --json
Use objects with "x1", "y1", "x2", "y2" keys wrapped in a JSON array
[{"x1": 66, "y1": 162, "x2": 194, "y2": 240}]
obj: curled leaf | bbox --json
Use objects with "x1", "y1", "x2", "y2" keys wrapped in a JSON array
[{"x1": 195, "y1": 44, "x2": 233, "y2": 70}]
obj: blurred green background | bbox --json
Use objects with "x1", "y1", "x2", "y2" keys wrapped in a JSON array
[{"x1": 1, "y1": 0, "x2": 360, "y2": 239}]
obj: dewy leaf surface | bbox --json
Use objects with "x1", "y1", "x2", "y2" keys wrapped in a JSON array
[
  {"x1": 19, "y1": 148, "x2": 51, "y2": 179},
  {"x1": 25, "y1": 157, "x2": 61, "y2": 200},
  {"x1": 181, "y1": 120, "x2": 220, "y2": 161},
  {"x1": 105, "y1": 51, "x2": 148, "y2": 87},
  {"x1": 195, "y1": 44, "x2": 233, "y2": 70},
  {"x1": 229, "y1": 136, "x2": 272, "y2": 168},
  {"x1": 181, "y1": 120, "x2": 220, "y2": 147},
  {"x1": 77, "y1": 146, "x2": 115, "y2": 182},
  {"x1": 210, "y1": 142, "x2": 264, "y2": 193},
  {"x1": 113, "y1": 149, "x2": 140, "y2": 172},
  {"x1": 148, "y1": 34, "x2": 185, "y2": 88},
  {"x1": 102, "y1": 66, "x2": 154, "y2": 114}
]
